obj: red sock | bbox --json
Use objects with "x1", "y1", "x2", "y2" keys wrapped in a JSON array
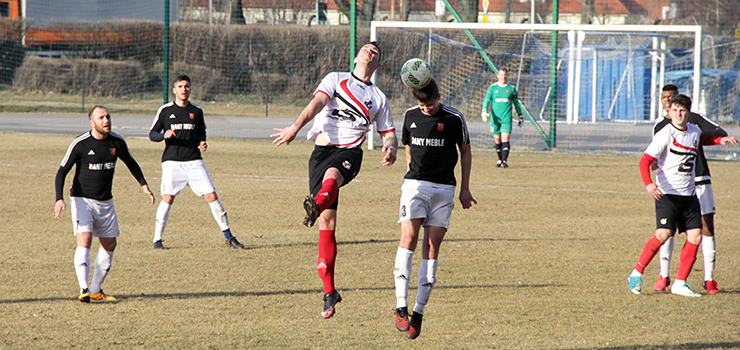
[
  {"x1": 318, "y1": 229, "x2": 337, "y2": 294},
  {"x1": 635, "y1": 236, "x2": 662, "y2": 274},
  {"x1": 315, "y1": 178, "x2": 338, "y2": 213},
  {"x1": 675, "y1": 241, "x2": 699, "y2": 281}
]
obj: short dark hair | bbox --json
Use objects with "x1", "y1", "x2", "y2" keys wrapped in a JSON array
[
  {"x1": 498, "y1": 67, "x2": 508, "y2": 74},
  {"x1": 173, "y1": 74, "x2": 191, "y2": 86},
  {"x1": 662, "y1": 84, "x2": 679, "y2": 92},
  {"x1": 412, "y1": 79, "x2": 439, "y2": 103},
  {"x1": 88, "y1": 105, "x2": 107, "y2": 120},
  {"x1": 669, "y1": 94, "x2": 691, "y2": 110}
]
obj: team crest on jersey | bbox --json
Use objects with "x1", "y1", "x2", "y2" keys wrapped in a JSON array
[
  {"x1": 364, "y1": 100, "x2": 372, "y2": 110},
  {"x1": 110, "y1": 148, "x2": 116, "y2": 156},
  {"x1": 342, "y1": 160, "x2": 352, "y2": 170},
  {"x1": 189, "y1": 113, "x2": 194, "y2": 119},
  {"x1": 506, "y1": 89, "x2": 510, "y2": 94},
  {"x1": 437, "y1": 123, "x2": 445, "y2": 131},
  {"x1": 660, "y1": 218, "x2": 667, "y2": 225}
]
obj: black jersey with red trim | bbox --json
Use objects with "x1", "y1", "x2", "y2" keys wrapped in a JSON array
[
  {"x1": 653, "y1": 112, "x2": 720, "y2": 182},
  {"x1": 150, "y1": 101, "x2": 207, "y2": 162},
  {"x1": 402, "y1": 104, "x2": 470, "y2": 186},
  {"x1": 55, "y1": 131, "x2": 147, "y2": 201}
]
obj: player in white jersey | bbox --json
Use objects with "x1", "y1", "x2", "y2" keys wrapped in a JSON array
[
  {"x1": 272, "y1": 42, "x2": 398, "y2": 319},
  {"x1": 54, "y1": 105, "x2": 155, "y2": 302},
  {"x1": 628, "y1": 95, "x2": 736, "y2": 297}
]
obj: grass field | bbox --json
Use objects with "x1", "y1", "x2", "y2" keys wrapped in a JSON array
[{"x1": 1, "y1": 132, "x2": 740, "y2": 349}]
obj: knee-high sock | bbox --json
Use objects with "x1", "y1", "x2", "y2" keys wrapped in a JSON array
[
  {"x1": 394, "y1": 247, "x2": 414, "y2": 308},
  {"x1": 495, "y1": 143, "x2": 502, "y2": 161},
  {"x1": 413, "y1": 259, "x2": 438, "y2": 315},
  {"x1": 89, "y1": 247, "x2": 114, "y2": 293},
  {"x1": 318, "y1": 230, "x2": 337, "y2": 294},
  {"x1": 702, "y1": 236, "x2": 716, "y2": 281},
  {"x1": 74, "y1": 247, "x2": 90, "y2": 291},
  {"x1": 209, "y1": 199, "x2": 230, "y2": 232},
  {"x1": 676, "y1": 241, "x2": 699, "y2": 281},
  {"x1": 315, "y1": 178, "x2": 338, "y2": 213},
  {"x1": 659, "y1": 236, "x2": 675, "y2": 277},
  {"x1": 501, "y1": 142, "x2": 511, "y2": 162},
  {"x1": 635, "y1": 236, "x2": 662, "y2": 274},
  {"x1": 154, "y1": 202, "x2": 172, "y2": 242}
]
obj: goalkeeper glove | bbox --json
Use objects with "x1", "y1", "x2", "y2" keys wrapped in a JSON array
[
  {"x1": 481, "y1": 109, "x2": 489, "y2": 122},
  {"x1": 517, "y1": 116, "x2": 524, "y2": 127}
]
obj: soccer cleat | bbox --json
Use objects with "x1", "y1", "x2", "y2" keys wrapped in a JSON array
[
  {"x1": 302, "y1": 195, "x2": 319, "y2": 228},
  {"x1": 78, "y1": 288, "x2": 90, "y2": 303},
  {"x1": 321, "y1": 291, "x2": 342, "y2": 319},
  {"x1": 671, "y1": 281, "x2": 701, "y2": 297},
  {"x1": 394, "y1": 307, "x2": 409, "y2": 331},
  {"x1": 90, "y1": 290, "x2": 117, "y2": 302},
  {"x1": 153, "y1": 240, "x2": 166, "y2": 250},
  {"x1": 495, "y1": 160, "x2": 502, "y2": 168},
  {"x1": 225, "y1": 236, "x2": 245, "y2": 250},
  {"x1": 628, "y1": 275, "x2": 642, "y2": 294},
  {"x1": 653, "y1": 275, "x2": 670, "y2": 291},
  {"x1": 406, "y1": 312, "x2": 423, "y2": 339},
  {"x1": 501, "y1": 161, "x2": 509, "y2": 168},
  {"x1": 703, "y1": 280, "x2": 719, "y2": 294}
]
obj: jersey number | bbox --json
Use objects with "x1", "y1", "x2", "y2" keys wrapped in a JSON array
[{"x1": 678, "y1": 155, "x2": 696, "y2": 173}]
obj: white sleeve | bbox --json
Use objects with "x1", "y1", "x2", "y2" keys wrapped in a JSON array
[
  {"x1": 374, "y1": 95, "x2": 395, "y2": 133},
  {"x1": 314, "y1": 72, "x2": 339, "y2": 99},
  {"x1": 644, "y1": 129, "x2": 669, "y2": 159}
]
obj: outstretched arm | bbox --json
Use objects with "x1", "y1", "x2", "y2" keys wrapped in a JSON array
[
  {"x1": 458, "y1": 144, "x2": 477, "y2": 209},
  {"x1": 271, "y1": 93, "x2": 330, "y2": 146}
]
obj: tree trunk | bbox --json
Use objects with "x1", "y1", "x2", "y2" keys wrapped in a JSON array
[
  {"x1": 458, "y1": 0, "x2": 479, "y2": 23},
  {"x1": 401, "y1": 0, "x2": 412, "y2": 21},
  {"x1": 505, "y1": 0, "x2": 511, "y2": 23},
  {"x1": 230, "y1": 0, "x2": 246, "y2": 24},
  {"x1": 334, "y1": 0, "x2": 376, "y2": 27},
  {"x1": 581, "y1": 0, "x2": 594, "y2": 24}
]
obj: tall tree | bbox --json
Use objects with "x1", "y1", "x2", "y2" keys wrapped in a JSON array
[
  {"x1": 334, "y1": 0, "x2": 376, "y2": 27},
  {"x1": 230, "y1": 0, "x2": 246, "y2": 24}
]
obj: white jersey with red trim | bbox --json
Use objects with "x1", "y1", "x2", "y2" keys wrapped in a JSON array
[
  {"x1": 644, "y1": 123, "x2": 700, "y2": 196},
  {"x1": 307, "y1": 72, "x2": 395, "y2": 148}
]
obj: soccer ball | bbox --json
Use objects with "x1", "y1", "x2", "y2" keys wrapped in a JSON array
[{"x1": 400, "y1": 58, "x2": 434, "y2": 89}]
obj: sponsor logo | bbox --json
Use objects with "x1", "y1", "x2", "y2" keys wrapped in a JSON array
[
  {"x1": 189, "y1": 113, "x2": 194, "y2": 119},
  {"x1": 89, "y1": 162, "x2": 116, "y2": 170},
  {"x1": 411, "y1": 137, "x2": 445, "y2": 147},
  {"x1": 410, "y1": 122, "x2": 417, "y2": 129},
  {"x1": 506, "y1": 89, "x2": 510, "y2": 94},
  {"x1": 317, "y1": 262, "x2": 327, "y2": 269},
  {"x1": 342, "y1": 160, "x2": 352, "y2": 170},
  {"x1": 170, "y1": 123, "x2": 196, "y2": 130},
  {"x1": 422, "y1": 282, "x2": 434, "y2": 287},
  {"x1": 110, "y1": 148, "x2": 116, "y2": 156},
  {"x1": 660, "y1": 218, "x2": 667, "y2": 225},
  {"x1": 365, "y1": 100, "x2": 372, "y2": 109},
  {"x1": 396, "y1": 274, "x2": 408, "y2": 281},
  {"x1": 168, "y1": 114, "x2": 176, "y2": 119},
  {"x1": 88, "y1": 150, "x2": 95, "y2": 156},
  {"x1": 437, "y1": 122, "x2": 444, "y2": 131}
]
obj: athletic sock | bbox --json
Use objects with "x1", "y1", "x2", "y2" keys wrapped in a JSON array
[
  {"x1": 702, "y1": 236, "x2": 716, "y2": 281},
  {"x1": 317, "y1": 229, "x2": 337, "y2": 294},
  {"x1": 208, "y1": 199, "x2": 230, "y2": 232},
  {"x1": 413, "y1": 259, "x2": 438, "y2": 315},
  {"x1": 676, "y1": 241, "x2": 699, "y2": 281},
  {"x1": 394, "y1": 247, "x2": 414, "y2": 309},
  {"x1": 222, "y1": 229, "x2": 233, "y2": 240},
  {"x1": 495, "y1": 143, "x2": 502, "y2": 161},
  {"x1": 74, "y1": 247, "x2": 90, "y2": 291},
  {"x1": 154, "y1": 201, "x2": 172, "y2": 242},
  {"x1": 89, "y1": 247, "x2": 114, "y2": 293},
  {"x1": 659, "y1": 236, "x2": 674, "y2": 277},
  {"x1": 501, "y1": 142, "x2": 511, "y2": 162},
  {"x1": 635, "y1": 236, "x2": 662, "y2": 274},
  {"x1": 315, "y1": 178, "x2": 338, "y2": 213}
]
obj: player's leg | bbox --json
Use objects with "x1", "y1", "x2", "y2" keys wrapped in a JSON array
[
  {"x1": 500, "y1": 131, "x2": 511, "y2": 167},
  {"x1": 188, "y1": 160, "x2": 243, "y2": 249},
  {"x1": 492, "y1": 127, "x2": 502, "y2": 166},
  {"x1": 696, "y1": 183, "x2": 718, "y2": 293},
  {"x1": 317, "y1": 209, "x2": 341, "y2": 319},
  {"x1": 71, "y1": 197, "x2": 93, "y2": 302},
  {"x1": 408, "y1": 226, "x2": 446, "y2": 340},
  {"x1": 394, "y1": 218, "x2": 422, "y2": 331},
  {"x1": 154, "y1": 161, "x2": 187, "y2": 248},
  {"x1": 671, "y1": 196, "x2": 703, "y2": 297},
  {"x1": 89, "y1": 199, "x2": 118, "y2": 302},
  {"x1": 654, "y1": 235, "x2": 674, "y2": 291},
  {"x1": 629, "y1": 228, "x2": 672, "y2": 294}
]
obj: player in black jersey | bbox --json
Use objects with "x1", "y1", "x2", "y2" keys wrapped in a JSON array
[
  {"x1": 651, "y1": 85, "x2": 733, "y2": 294},
  {"x1": 392, "y1": 80, "x2": 476, "y2": 339},
  {"x1": 149, "y1": 75, "x2": 244, "y2": 250},
  {"x1": 55, "y1": 105, "x2": 155, "y2": 302}
]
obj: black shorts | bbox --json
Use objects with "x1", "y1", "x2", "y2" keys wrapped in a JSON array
[
  {"x1": 308, "y1": 145, "x2": 363, "y2": 211},
  {"x1": 655, "y1": 194, "x2": 702, "y2": 232}
]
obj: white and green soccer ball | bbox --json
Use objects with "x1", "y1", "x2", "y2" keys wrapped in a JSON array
[{"x1": 400, "y1": 58, "x2": 434, "y2": 89}]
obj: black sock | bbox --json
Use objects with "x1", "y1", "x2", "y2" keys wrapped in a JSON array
[
  {"x1": 495, "y1": 143, "x2": 502, "y2": 161},
  {"x1": 502, "y1": 142, "x2": 510, "y2": 162}
]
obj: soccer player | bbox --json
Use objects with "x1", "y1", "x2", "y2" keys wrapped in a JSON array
[
  {"x1": 481, "y1": 68, "x2": 522, "y2": 168},
  {"x1": 393, "y1": 79, "x2": 477, "y2": 339},
  {"x1": 54, "y1": 105, "x2": 155, "y2": 302},
  {"x1": 652, "y1": 84, "x2": 731, "y2": 294},
  {"x1": 628, "y1": 94, "x2": 736, "y2": 297},
  {"x1": 271, "y1": 42, "x2": 398, "y2": 319},
  {"x1": 149, "y1": 75, "x2": 244, "y2": 250}
]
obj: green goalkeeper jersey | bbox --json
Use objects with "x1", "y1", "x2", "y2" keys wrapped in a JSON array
[{"x1": 482, "y1": 83, "x2": 521, "y2": 121}]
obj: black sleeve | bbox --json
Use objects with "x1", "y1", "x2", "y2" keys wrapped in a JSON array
[
  {"x1": 694, "y1": 114, "x2": 727, "y2": 138},
  {"x1": 55, "y1": 147, "x2": 78, "y2": 201},
  {"x1": 149, "y1": 110, "x2": 165, "y2": 142},
  {"x1": 117, "y1": 139, "x2": 148, "y2": 186},
  {"x1": 149, "y1": 130, "x2": 165, "y2": 142}
]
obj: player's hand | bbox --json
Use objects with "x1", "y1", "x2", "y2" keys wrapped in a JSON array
[
  {"x1": 517, "y1": 116, "x2": 524, "y2": 127},
  {"x1": 459, "y1": 189, "x2": 477, "y2": 209},
  {"x1": 54, "y1": 199, "x2": 66, "y2": 218},
  {"x1": 481, "y1": 109, "x2": 489, "y2": 122},
  {"x1": 645, "y1": 183, "x2": 663, "y2": 201},
  {"x1": 271, "y1": 125, "x2": 299, "y2": 146},
  {"x1": 198, "y1": 141, "x2": 208, "y2": 152},
  {"x1": 164, "y1": 129, "x2": 176, "y2": 139},
  {"x1": 381, "y1": 146, "x2": 397, "y2": 166},
  {"x1": 720, "y1": 136, "x2": 738, "y2": 145},
  {"x1": 142, "y1": 184, "x2": 155, "y2": 205}
]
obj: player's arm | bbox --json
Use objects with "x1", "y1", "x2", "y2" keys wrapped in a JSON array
[
  {"x1": 703, "y1": 135, "x2": 738, "y2": 146},
  {"x1": 404, "y1": 145, "x2": 411, "y2": 173},
  {"x1": 198, "y1": 119, "x2": 207, "y2": 152},
  {"x1": 149, "y1": 112, "x2": 174, "y2": 142},
  {"x1": 54, "y1": 147, "x2": 78, "y2": 218},
  {"x1": 272, "y1": 92, "x2": 330, "y2": 146},
  {"x1": 380, "y1": 130, "x2": 397, "y2": 166},
  {"x1": 458, "y1": 143, "x2": 477, "y2": 209},
  {"x1": 481, "y1": 86, "x2": 493, "y2": 121},
  {"x1": 639, "y1": 153, "x2": 662, "y2": 200}
]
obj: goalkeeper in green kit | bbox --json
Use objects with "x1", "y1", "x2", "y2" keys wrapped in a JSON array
[{"x1": 481, "y1": 68, "x2": 522, "y2": 168}]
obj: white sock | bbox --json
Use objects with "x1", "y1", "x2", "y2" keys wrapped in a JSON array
[
  {"x1": 413, "y1": 259, "x2": 438, "y2": 315},
  {"x1": 630, "y1": 269, "x2": 641, "y2": 277},
  {"x1": 74, "y1": 247, "x2": 90, "y2": 291},
  {"x1": 394, "y1": 247, "x2": 414, "y2": 309},
  {"x1": 154, "y1": 201, "x2": 172, "y2": 242},
  {"x1": 209, "y1": 199, "x2": 230, "y2": 231},
  {"x1": 659, "y1": 236, "x2": 674, "y2": 277},
  {"x1": 89, "y1": 248, "x2": 114, "y2": 293},
  {"x1": 702, "y1": 236, "x2": 716, "y2": 281}
]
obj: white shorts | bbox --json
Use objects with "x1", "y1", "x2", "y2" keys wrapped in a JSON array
[
  {"x1": 70, "y1": 197, "x2": 119, "y2": 238},
  {"x1": 398, "y1": 179, "x2": 455, "y2": 229},
  {"x1": 695, "y1": 183, "x2": 715, "y2": 215},
  {"x1": 161, "y1": 160, "x2": 216, "y2": 197}
]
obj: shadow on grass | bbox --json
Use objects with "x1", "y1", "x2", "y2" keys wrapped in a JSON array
[
  {"x1": 562, "y1": 341, "x2": 740, "y2": 350},
  {"x1": 248, "y1": 236, "x2": 599, "y2": 250}
]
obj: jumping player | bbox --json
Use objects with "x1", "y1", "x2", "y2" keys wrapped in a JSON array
[
  {"x1": 55, "y1": 105, "x2": 155, "y2": 302},
  {"x1": 271, "y1": 42, "x2": 398, "y2": 319},
  {"x1": 652, "y1": 85, "x2": 732, "y2": 294},
  {"x1": 628, "y1": 94, "x2": 736, "y2": 297},
  {"x1": 481, "y1": 68, "x2": 522, "y2": 168},
  {"x1": 149, "y1": 75, "x2": 244, "y2": 250},
  {"x1": 393, "y1": 79, "x2": 477, "y2": 339}
]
